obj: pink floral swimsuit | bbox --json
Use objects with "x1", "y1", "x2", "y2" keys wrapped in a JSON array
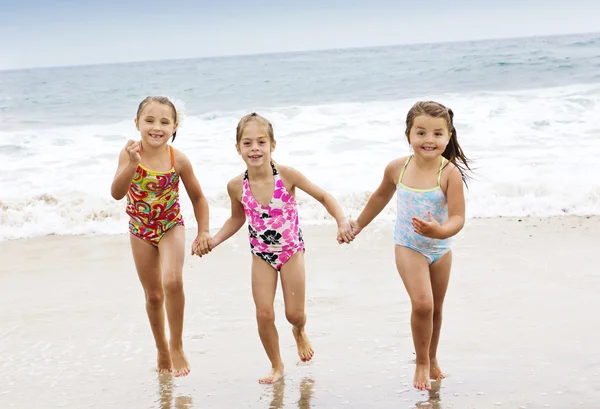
[{"x1": 241, "y1": 162, "x2": 305, "y2": 271}]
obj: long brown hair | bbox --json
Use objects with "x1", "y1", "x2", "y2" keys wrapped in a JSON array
[{"x1": 405, "y1": 101, "x2": 472, "y2": 185}]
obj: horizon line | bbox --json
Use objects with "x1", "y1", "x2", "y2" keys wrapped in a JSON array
[{"x1": 2, "y1": 30, "x2": 599, "y2": 73}]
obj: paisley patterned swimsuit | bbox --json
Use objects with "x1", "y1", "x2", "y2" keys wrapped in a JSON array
[
  {"x1": 126, "y1": 145, "x2": 184, "y2": 246},
  {"x1": 241, "y1": 162, "x2": 304, "y2": 270}
]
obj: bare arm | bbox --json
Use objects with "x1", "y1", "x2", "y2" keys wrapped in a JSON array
[
  {"x1": 211, "y1": 177, "x2": 246, "y2": 248},
  {"x1": 178, "y1": 151, "x2": 210, "y2": 236},
  {"x1": 439, "y1": 167, "x2": 465, "y2": 238},
  {"x1": 283, "y1": 166, "x2": 347, "y2": 225},
  {"x1": 110, "y1": 140, "x2": 141, "y2": 200},
  {"x1": 283, "y1": 166, "x2": 355, "y2": 243},
  {"x1": 355, "y1": 160, "x2": 398, "y2": 230}
]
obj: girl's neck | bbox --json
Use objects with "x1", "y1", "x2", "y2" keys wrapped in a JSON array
[
  {"x1": 140, "y1": 141, "x2": 169, "y2": 158},
  {"x1": 411, "y1": 153, "x2": 443, "y2": 171},
  {"x1": 247, "y1": 162, "x2": 272, "y2": 180}
]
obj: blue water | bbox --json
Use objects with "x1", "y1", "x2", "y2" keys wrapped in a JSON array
[
  {"x1": 1, "y1": 32, "x2": 600, "y2": 240},
  {"x1": 1, "y1": 33, "x2": 599, "y2": 131}
]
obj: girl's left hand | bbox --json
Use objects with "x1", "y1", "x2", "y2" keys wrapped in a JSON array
[
  {"x1": 192, "y1": 232, "x2": 212, "y2": 256},
  {"x1": 412, "y1": 213, "x2": 445, "y2": 239},
  {"x1": 337, "y1": 219, "x2": 355, "y2": 244}
]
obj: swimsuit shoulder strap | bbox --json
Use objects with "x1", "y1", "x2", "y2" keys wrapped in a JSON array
[
  {"x1": 397, "y1": 155, "x2": 412, "y2": 185},
  {"x1": 437, "y1": 157, "x2": 446, "y2": 186}
]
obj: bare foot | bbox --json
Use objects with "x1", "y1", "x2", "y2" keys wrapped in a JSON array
[
  {"x1": 414, "y1": 363, "x2": 431, "y2": 391},
  {"x1": 429, "y1": 357, "x2": 445, "y2": 381},
  {"x1": 292, "y1": 327, "x2": 314, "y2": 362},
  {"x1": 259, "y1": 366, "x2": 284, "y2": 384},
  {"x1": 157, "y1": 348, "x2": 172, "y2": 374},
  {"x1": 170, "y1": 347, "x2": 190, "y2": 377}
]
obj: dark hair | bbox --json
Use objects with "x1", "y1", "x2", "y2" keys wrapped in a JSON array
[
  {"x1": 136, "y1": 96, "x2": 179, "y2": 142},
  {"x1": 236, "y1": 112, "x2": 275, "y2": 145},
  {"x1": 405, "y1": 101, "x2": 472, "y2": 184}
]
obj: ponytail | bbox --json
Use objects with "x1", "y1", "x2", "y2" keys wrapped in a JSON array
[{"x1": 442, "y1": 108, "x2": 471, "y2": 186}]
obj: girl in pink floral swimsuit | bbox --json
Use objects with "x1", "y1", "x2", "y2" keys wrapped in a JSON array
[
  {"x1": 198, "y1": 113, "x2": 355, "y2": 384},
  {"x1": 242, "y1": 162, "x2": 304, "y2": 270}
]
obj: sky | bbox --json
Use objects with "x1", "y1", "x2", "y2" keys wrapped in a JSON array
[{"x1": 1, "y1": 0, "x2": 599, "y2": 70}]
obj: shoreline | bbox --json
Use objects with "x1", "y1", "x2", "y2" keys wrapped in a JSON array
[{"x1": 1, "y1": 213, "x2": 597, "y2": 245}]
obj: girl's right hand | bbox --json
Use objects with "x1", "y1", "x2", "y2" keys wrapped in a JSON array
[
  {"x1": 125, "y1": 140, "x2": 141, "y2": 164},
  {"x1": 350, "y1": 219, "x2": 363, "y2": 236}
]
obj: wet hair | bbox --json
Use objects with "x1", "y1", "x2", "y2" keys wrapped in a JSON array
[
  {"x1": 136, "y1": 96, "x2": 179, "y2": 142},
  {"x1": 235, "y1": 112, "x2": 275, "y2": 145},
  {"x1": 405, "y1": 101, "x2": 472, "y2": 185}
]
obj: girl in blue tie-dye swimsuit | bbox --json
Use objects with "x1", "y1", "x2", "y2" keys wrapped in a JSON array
[{"x1": 350, "y1": 101, "x2": 471, "y2": 392}]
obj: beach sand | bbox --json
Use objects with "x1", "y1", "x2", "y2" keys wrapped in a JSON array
[{"x1": 1, "y1": 216, "x2": 599, "y2": 409}]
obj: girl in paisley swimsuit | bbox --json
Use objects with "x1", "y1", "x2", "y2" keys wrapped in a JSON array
[
  {"x1": 351, "y1": 101, "x2": 472, "y2": 391},
  {"x1": 111, "y1": 96, "x2": 212, "y2": 377},
  {"x1": 200, "y1": 113, "x2": 355, "y2": 384}
]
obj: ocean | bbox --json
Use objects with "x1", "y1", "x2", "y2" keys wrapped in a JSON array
[{"x1": 1, "y1": 32, "x2": 599, "y2": 241}]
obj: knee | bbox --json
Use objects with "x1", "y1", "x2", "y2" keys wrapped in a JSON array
[
  {"x1": 285, "y1": 310, "x2": 305, "y2": 327},
  {"x1": 163, "y1": 275, "x2": 184, "y2": 295},
  {"x1": 146, "y1": 289, "x2": 164, "y2": 308},
  {"x1": 256, "y1": 308, "x2": 275, "y2": 326},
  {"x1": 412, "y1": 295, "x2": 434, "y2": 317}
]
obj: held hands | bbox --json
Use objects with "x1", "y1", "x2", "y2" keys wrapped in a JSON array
[
  {"x1": 125, "y1": 140, "x2": 141, "y2": 164},
  {"x1": 412, "y1": 212, "x2": 445, "y2": 239},
  {"x1": 191, "y1": 231, "x2": 212, "y2": 257},
  {"x1": 336, "y1": 218, "x2": 355, "y2": 244},
  {"x1": 337, "y1": 219, "x2": 363, "y2": 244},
  {"x1": 349, "y1": 219, "x2": 363, "y2": 237}
]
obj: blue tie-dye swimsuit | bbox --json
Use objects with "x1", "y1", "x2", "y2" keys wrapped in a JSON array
[{"x1": 393, "y1": 155, "x2": 451, "y2": 264}]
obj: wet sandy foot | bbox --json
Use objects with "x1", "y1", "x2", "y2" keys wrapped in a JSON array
[
  {"x1": 429, "y1": 357, "x2": 445, "y2": 381},
  {"x1": 157, "y1": 348, "x2": 172, "y2": 374},
  {"x1": 292, "y1": 327, "x2": 314, "y2": 362},
  {"x1": 170, "y1": 347, "x2": 190, "y2": 377},
  {"x1": 414, "y1": 363, "x2": 431, "y2": 391},
  {"x1": 259, "y1": 366, "x2": 284, "y2": 384}
]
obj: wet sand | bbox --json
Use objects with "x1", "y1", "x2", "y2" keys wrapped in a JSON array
[{"x1": 1, "y1": 216, "x2": 599, "y2": 409}]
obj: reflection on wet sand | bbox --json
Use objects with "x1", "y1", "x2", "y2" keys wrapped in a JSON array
[
  {"x1": 415, "y1": 380, "x2": 443, "y2": 409},
  {"x1": 158, "y1": 373, "x2": 193, "y2": 409},
  {"x1": 269, "y1": 377, "x2": 315, "y2": 409}
]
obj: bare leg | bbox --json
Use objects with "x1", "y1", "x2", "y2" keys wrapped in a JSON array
[
  {"x1": 280, "y1": 251, "x2": 314, "y2": 363},
  {"x1": 429, "y1": 250, "x2": 452, "y2": 381},
  {"x1": 251, "y1": 256, "x2": 284, "y2": 384},
  {"x1": 157, "y1": 225, "x2": 189, "y2": 377},
  {"x1": 395, "y1": 245, "x2": 433, "y2": 391},
  {"x1": 130, "y1": 234, "x2": 171, "y2": 373}
]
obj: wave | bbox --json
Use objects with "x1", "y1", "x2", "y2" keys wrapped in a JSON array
[
  {"x1": 1, "y1": 82, "x2": 600, "y2": 240},
  {"x1": 1, "y1": 184, "x2": 599, "y2": 241}
]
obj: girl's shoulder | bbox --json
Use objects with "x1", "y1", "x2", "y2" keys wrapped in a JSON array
[
  {"x1": 169, "y1": 146, "x2": 190, "y2": 173},
  {"x1": 440, "y1": 158, "x2": 460, "y2": 191},
  {"x1": 441, "y1": 158, "x2": 457, "y2": 172},
  {"x1": 440, "y1": 158, "x2": 459, "y2": 179},
  {"x1": 393, "y1": 156, "x2": 411, "y2": 168},
  {"x1": 384, "y1": 156, "x2": 410, "y2": 184},
  {"x1": 227, "y1": 173, "x2": 245, "y2": 201},
  {"x1": 272, "y1": 163, "x2": 303, "y2": 188},
  {"x1": 170, "y1": 145, "x2": 186, "y2": 162},
  {"x1": 272, "y1": 162, "x2": 292, "y2": 175}
]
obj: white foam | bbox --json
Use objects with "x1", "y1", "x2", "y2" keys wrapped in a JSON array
[{"x1": 1, "y1": 83, "x2": 599, "y2": 241}]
